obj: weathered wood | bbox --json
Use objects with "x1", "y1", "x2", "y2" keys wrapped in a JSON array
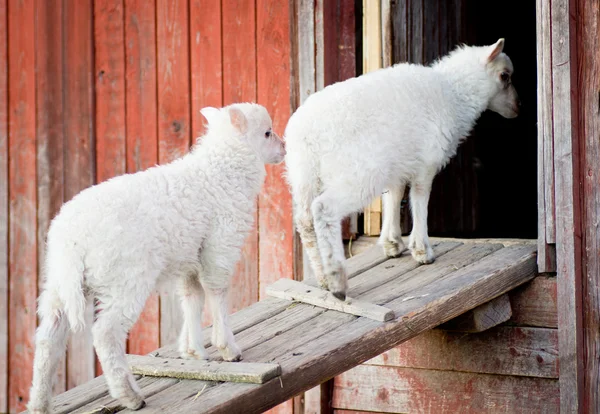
[
  {"x1": 362, "y1": 0, "x2": 382, "y2": 236},
  {"x1": 266, "y1": 279, "x2": 395, "y2": 322},
  {"x1": 367, "y1": 326, "x2": 559, "y2": 379},
  {"x1": 333, "y1": 365, "x2": 559, "y2": 413},
  {"x1": 536, "y1": 0, "x2": 557, "y2": 272},
  {"x1": 0, "y1": 0, "x2": 8, "y2": 410},
  {"x1": 134, "y1": 244, "x2": 536, "y2": 413},
  {"x1": 409, "y1": 0, "x2": 423, "y2": 64},
  {"x1": 8, "y1": 0, "x2": 37, "y2": 410},
  {"x1": 577, "y1": 0, "x2": 600, "y2": 410},
  {"x1": 35, "y1": 0, "x2": 67, "y2": 395},
  {"x1": 125, "y1": 0, "x2": 160, "y2": 356},
  {"x1": 550, "y1": 0, "x2": 584, "y2": 411},
  {"x1": 127, "y1": 355, "x2": 280, "y2": 384},
  {"x1": 257, "y1": 0, "x2": 294, "y2": 301},
  {"x1": 304, "y1": 379, "x2": 334, "y2": 414},
  {"x1": 509, "y1": 276, "x2": 557, "y2": 328},
  {"x1": 439, "y1": 293, "x2": 512, "y2": 332},
  {"x1": 64, "y1": 0, "x2": 96, "y2": 388},
  {"x1": 157, "y1": 0, "x2": 190, "y2": 345}
]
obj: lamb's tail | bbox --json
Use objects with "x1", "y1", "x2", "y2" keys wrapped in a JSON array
[{"x1": 42, "y1": 240, "x2": 88, "y2": 332}]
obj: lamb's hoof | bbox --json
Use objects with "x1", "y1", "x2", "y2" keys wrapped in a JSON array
[
  {"x1": 325, "y1": 268, "x2": 348, "y2": 301},
  {"x1": 124, "y1": 395, "x2": 146, "y2": 411},
  {"x1": 220, "y1": 343, "x2": 242, "y2": 362},
  {"x1": 27, "y1": 406, "x2": 49, "y2": 414},
  {"x1": 411, "y1": 248, "x2": 435, "y2": 264},
  {"x1": 181, "y1": 348, "x2": 210, "y2": 360},
  {"x1": 331, "y1": 290, "x2": 346, "y2": 301},
  {"x1": 383, "y1": 241, "x2": 407, "y2": 258}
]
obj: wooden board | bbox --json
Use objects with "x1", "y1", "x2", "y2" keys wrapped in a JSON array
[
  {"x1": 257, "y1": 0, "x2": 294, "y2": 301},
  {"x1": 509, "y1": 276, "x2": 557, "y2": 328},
  {"x1": 35, "y1": 0, "x2": 66, "y2": 394},
  {"x1": 333, "y1": 365, "x2": 559, "y2": 413},
  {"x1": 267, "y1": 279, "x2": 395, "y2": 322},
  {"x1": 190, "y1": 0, "x2": 222, "y2": 140},
  {"x1": 8, "y1": 0, "x2": 37, "y2": 410},
  {"x1": 439, "y1": 293, "x2": 512, "y2": 332},
  {"x1": 577, "y1": 0, "x2": 600, "y2": 410},
  {"x1": 550, "y1": 0, "x2": 584, "y2": 411},
  {"x1": 157, "y1": 0, "x2": 190, "y2": 345},
  {"x1": 367, "y1": 326, "x2": 559, "y2": 379},
  {"x1": 127, "y1": 355, "x2": 281, "y2": 384},
  {"x1": 125, "y1": 0, "x2": 160, "y2": 356},
  {"x1": 0, "y1": 0, "x2": 8, "y2": 410},
  {"x1": 64, "y1": 0, "x2": 96, "y2": 390}
]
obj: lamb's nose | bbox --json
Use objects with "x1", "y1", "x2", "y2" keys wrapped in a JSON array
[{"x1": 517, "y1": 100, "x2": 522, "y2": 108}]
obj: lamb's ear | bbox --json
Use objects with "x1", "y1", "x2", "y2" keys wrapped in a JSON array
[
  {"x1": 486, "y1": 38, "x2": 505, "y2": 63},
  {"x1": 200, "y1": 107, "x2": 220, "y2": 125},
  {"x1": 228, "y1": 107, "x2": 248, "y2": 134}
]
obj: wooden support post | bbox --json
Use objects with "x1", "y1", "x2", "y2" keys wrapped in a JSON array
[{"x1": 439, "y1": 294, "x2": 512, "y2": 333}]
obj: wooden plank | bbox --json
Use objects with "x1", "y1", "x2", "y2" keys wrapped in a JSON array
[
  {"x1": 157, "y1": 0, "x2": 190, "y2": 345},
  {"x1": 577, "y1": 0, "x2": 600, "y2": 410},
  {"x1": 333, "y1": 365, "x2": 559, "y2": 413},
  {"x1": 391, "y1": 0, "x2": 408, "y2": 63},
  {"x1": 409, "y1": 0, "x2": 423, "y2": 64},
  {"x1": 8, "y1": 0, "x2": 37, "y2": 410},
  {"x1": 64, "y1": 0, "x2": 96, "y2": 389},
  {"x1": 257, "y1": 0, "x2": 294, "y2": 300},
  {"x1": 125, "y1": 0, "x2": 160, "y2": 356},
  {"x1": 190, "y1": 0, "x2": 222, "y2": 139},
  {"x1": 35, "y1": 0, "x2": 66, "y2": 395},
  {"x1": 423, "y1": 0, "x2": 438, "y2": 64},
  {"x1": 95, "y1": 0, "x2": 126, "y2": 184},
  {"x1": 536, "y1": 0, "x2": 557, "y2": 272},
  {"x1": 137, "y1": 245, "x2": 537, "y2": 413},
  {"x1": 266, "y1": 279, "x2": 395, "y2": 322},
  {"x1": 220, "y1": 0, "x2": 259, "y2": 327},
  {"x1": 362, "y1": 0, "x2": 382, "y2": 236},
  {"x1": 439, "y1": 293, "x2": 512, "y2": 333},
  {"x1": 509, "y1": 276, "x2": 557, "y2": 328},
  {"x1": 0, "y1": 0, "x2": 8, "y2": 410},
  {"x1": 550, "y1": 0, "x2": 584, "y2": 411},
  {"x1": 127, "y1": 355, "x2": 281, "y2": 384},
  {"x1": 367, "y1": 326, "x2": 559, "y2": 379}
]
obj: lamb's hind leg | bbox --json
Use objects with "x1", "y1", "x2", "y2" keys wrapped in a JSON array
[
  {"x1": 380, "y1": 184, "x2": 407, "y2": 258},
  {"x1": 92, "y1": 290, "x2": 149, "y2": 410},
  {"x1": 408, "y1": 169, "x2": 436, "y2": 264},
  {"x1": 177, "y1": 271, "x2": 208, "y2": 360},
  {"x1": 295, "y1": 208, "x2": 327, "y2": 288}
]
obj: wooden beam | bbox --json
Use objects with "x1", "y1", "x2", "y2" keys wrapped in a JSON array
[
  {"x1": 0, "y1": 0, "x2": 6, "y2": 409},
  {"x1": 550, "y1": 0, "x2": 584, "y2": 411},
  {"x1": 266, "y1": 279, "x2": 395, "y2": 322},
  {"x1": 127, "y1": 355, "x2": 281, "y2": 384},
  {"x1": 439, "y1": 293, "x2": 511, "y2": 333}
]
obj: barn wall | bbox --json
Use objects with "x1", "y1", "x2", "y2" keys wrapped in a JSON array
[
  {"x1": 0, "y1": 0, "x2": 293, "y2": 412},
  {"x1": 331, "y1": 275, "x2": 560, "y2": 413}
]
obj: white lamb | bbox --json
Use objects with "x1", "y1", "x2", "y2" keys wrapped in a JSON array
[
  {"x1": 284, "y1": 39, "x2": 520, "y2": 300},
  {"x1": 27, "y1": 103, "x2": 286, "y2": 413}
]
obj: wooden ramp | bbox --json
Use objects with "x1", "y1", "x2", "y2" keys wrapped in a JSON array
[{"x1": 31, "y1": 240, "x2": 537, "y2": 414}]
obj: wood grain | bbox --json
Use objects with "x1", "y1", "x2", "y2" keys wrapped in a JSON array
[
  {"x1": 35, "y1": 0, "x2": 67, "y2": 394},
  {"x1": 439, "y1": 293, "x2": 512, "y2": 333},
  {"x1": 125, "y1": 0, "x2": 161, "y2": 357},
  {"x1": 157, "y1": 0, "x2": 190, "y2": 346},
  {"x1": 577, "y1": 0, "x2": 600, "y2": 410},
  {"x1": 8, "y1": 0, "x2": 37, "y2": 410},
  {"x1": 257, "y1": 0, "x2": 294, "y2": 301},
  {"x1": 509, "y1": 276, "x2": 557, "y2": 328},
  {"x1": 551, "y1": 0, "x2": 584, "y2": 411},
  {"x1": 64, "y1": 0, "x2": 96, "y2": 389},
  {"x1": 0, "y1": 0, "x2": 8, "y2": 410},
  {"x1": 333, "y1": 365, "x2": 559, "y2": 413},
  {"x1": 190, "y1": 0, "x2": 222, "y2": 140},
  {"x1": 367, "y1": 326, "x2": 559, "y2": 378}
]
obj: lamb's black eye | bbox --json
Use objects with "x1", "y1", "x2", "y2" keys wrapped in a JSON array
[
  {"x1": 500, "y1": 72, "x2": 509, "y2": 82},
  {"x1": 265, "y1": 131, "x2": 271, "y2": 138}
]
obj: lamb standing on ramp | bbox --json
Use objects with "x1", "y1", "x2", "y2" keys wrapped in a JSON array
[
  {"x1": 27, "y1": 103, "x2": 286, "y2": 413},
  {"x1": 284, "y1": 39, "x2": 520, "y2": 300}
]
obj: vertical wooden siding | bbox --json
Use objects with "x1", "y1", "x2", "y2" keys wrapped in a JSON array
[{"x1": 0, "y1": 1, "x2": 293, "y2": 412}]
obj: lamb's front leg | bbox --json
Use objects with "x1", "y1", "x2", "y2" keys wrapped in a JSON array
[
  {"x1": 380, "y1": 184, "x2": 407, "y2": 258},
  {"x1": 408, "y1": 172, "x2": 436, "y2": 264},
  {"x1": 203, "y1": 285, "x2": 241, "y2": 361},
  {"x1": 177, "y1": 273, "x2": 209, "y2": 360}
]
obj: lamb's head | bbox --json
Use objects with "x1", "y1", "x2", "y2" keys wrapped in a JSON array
[
  {"x1": 482, "y1": 39, "x2": 520, "y2": 119},
  {"x1": 201, "y1": 103, "x2": 286, "y2": 164}
]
